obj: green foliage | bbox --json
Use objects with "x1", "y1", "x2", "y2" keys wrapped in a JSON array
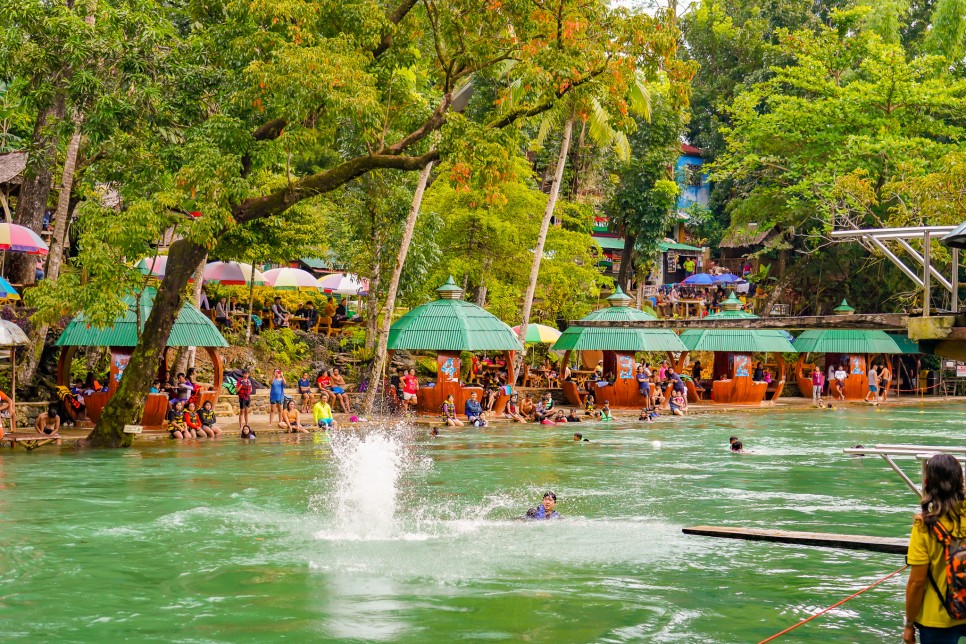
[
  {"x1": 252, "y1": 328, "x2": 309, "y2": 367},
  {"x1": 715, "y1": 18, "x2": 966, "y2": 240},
  {"x1": 608, "y1": 86, "x2": 686, "y2": 269},
  {"x1": 416, "y1": 166, "x2": 606, "y2": 324}
]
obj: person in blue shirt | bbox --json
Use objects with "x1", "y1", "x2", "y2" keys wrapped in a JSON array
[
  {"x1": 668, "y1": 369, "x2": 687, "y2": 395},
  {"x1": 526, "y1": 492, "x2": 560, "y2": 519},
  {"x1": 464, "y1": 392, "x2": 487, "y2": 426},
  {"x1": 268, "y1": 369, "x2": 286, "y2": 428}
]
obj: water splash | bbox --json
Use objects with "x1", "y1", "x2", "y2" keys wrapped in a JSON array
[{"x1": 326, "y1": 426, "x2": 413, "y2": 540}]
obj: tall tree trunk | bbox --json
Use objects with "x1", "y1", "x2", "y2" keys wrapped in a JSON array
[
  {"x1": 617, "y1": 233, "x2": 636, "y2": 293},
  {"x1": 362, "y1": 161, "x2": 433, "y2": 415},
  {"x1": 19, "y1": 117, "x2": 83, "y2": 386},
  {"x1": 90, "y1": 238, "x2": 208, "y2": 447},
  {"x1": 364, "y1": 264, "x2": 382, "y2": 350},
  {"x1": 476, "y1": 258, "x2": 491, "y2": 306},
  {"x1": 10, "y1": 96, "x2": 67, "y2": 284},
  {"x1": 516, "y1": 119, "x2": 574, "y2": 373}
]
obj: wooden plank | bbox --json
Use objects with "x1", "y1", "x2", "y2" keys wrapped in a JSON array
[
  {"x1": 568, "y1": 313, "x2": 909, "y2": 330},
  {"x1": 682, "y1": 525, "x2": 907, "y2": 554}
]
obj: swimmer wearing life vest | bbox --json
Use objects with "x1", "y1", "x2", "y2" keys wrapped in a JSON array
[{"x1": 526, "y1": 491, "x2": 560, "y2": 519}]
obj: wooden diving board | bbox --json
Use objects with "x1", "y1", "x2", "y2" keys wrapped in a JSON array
[{"x1": 683, "y1": 526, "x2": 907, "y2": 554}]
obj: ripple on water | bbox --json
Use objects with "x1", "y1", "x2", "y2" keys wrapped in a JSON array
[{"x1": 0, "y1": 406, "x2": 955, "y2": 641}]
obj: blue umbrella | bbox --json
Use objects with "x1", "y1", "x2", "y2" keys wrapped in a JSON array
[
  {"x1": 0, "y1": 276, "x2": 20, "y2": 300},
  {"x1": 712, "y1": 273, "x2": 741, "y2": 284},
  {"x1": 682, "y1": 273, "x2": 715, "y2": 285}
]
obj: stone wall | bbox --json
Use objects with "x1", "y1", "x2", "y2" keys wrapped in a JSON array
[{"x1": 13, "y1": 402, "x2": 56, "y2": 430}]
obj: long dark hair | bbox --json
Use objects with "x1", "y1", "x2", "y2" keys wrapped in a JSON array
[{"x1": 921, "y1": 453, "x2": 965, "y2": 528}]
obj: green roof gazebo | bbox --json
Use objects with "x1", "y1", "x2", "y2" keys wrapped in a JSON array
[
  {"x1": 552, "y1": 287, "x2": 688, "y2": 407},
  {"x1": 679, "y1": 293, "x2": 797, "y2": 404},
  {"x1": 56, "y1": 288, "x2": 229, "y2": 427},
  {"x1": 792, "y1": 301, "x2": 903, "y2": 401},
  {"x1": 388, "y1": 277, "x2": 522, "y2": 414}
]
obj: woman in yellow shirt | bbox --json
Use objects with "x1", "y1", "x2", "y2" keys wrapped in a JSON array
[{"x1": 905, "y1": 453, "x2": 966, "y2": 643}]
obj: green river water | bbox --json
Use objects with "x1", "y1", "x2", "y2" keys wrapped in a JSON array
[{"x1": 1, "y1": 404, "x2": 962, "y2": 642}]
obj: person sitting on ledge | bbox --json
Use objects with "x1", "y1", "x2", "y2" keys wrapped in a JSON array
[
  {"x1": 441, "y1": 394, "x2": 464, "y2": 427},
  {"x1": 313, "y1": 392, "x2": 337, "y2": 429},
  {"x1": 464, "y1": 392, "x2": 487, "y2": 426}
]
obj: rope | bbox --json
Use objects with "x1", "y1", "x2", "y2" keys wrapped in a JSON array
[{"x1": 757, "y1": 564, "x2": 909, "y2": 644}]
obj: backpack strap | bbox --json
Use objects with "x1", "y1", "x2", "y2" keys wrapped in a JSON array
[{"x1": 927, "y1": 521, "x2": 956, "y2": 617}]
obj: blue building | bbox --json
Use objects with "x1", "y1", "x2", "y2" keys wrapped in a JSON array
[{"x1": 675, "y1": 144, "x2": 710, "y2": 214}]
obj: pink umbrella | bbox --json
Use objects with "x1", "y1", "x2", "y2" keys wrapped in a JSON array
[
  {"x1": 262, "y1": 267, "x2": 322, "y2": 291},
  {"x1": 0, "y1": 223, "x2": 48, "y2": 255},
  {"x1": 203, "y1": 261, "x2": 267, "y2": 285},
  {"x1": 137, "y1": 256, "x2": 169, "y2": 278},
  {"x1": 319, "y1": 272, "x2": 368, "y2": 295}
]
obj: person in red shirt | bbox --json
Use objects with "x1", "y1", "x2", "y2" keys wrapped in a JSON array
[
  {"x1": 402, "y1": 368, "x2": 419, "y2": 412},
  {"x1": 183, "y1": 402, "x2": 205, "y2": 439}
]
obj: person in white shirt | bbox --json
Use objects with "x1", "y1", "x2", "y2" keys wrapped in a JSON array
[{"x1": 833, "y1": 366, "x2": 848, "y2": 401}]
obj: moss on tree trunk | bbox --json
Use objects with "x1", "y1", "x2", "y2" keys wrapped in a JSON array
[{"x1": 88, "y1": 239, "x2": 209, "y2": 447}]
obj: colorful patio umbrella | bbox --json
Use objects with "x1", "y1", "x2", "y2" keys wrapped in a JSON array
[
  {"x1": 136, "y1": 255, "x2": 169, "y2": 278},
  {"x1": 263, "y1": 267, "x2": 322, "y2": 291},
  {"x1": 0, "y1": 223, "x2": 48, "y2": 255},
  {"x1": 0, "y1": 276, "x2": 20, "y2": 300},
  {"x1": 712, "y1": 273, "x2": 740, "y2": 284},
  {"x1": 682, "y1": 272, "x2": 715, "y2": 285},
  {"x1": 319, "y1": 272, "x2": 368, "y2": 295},
  {"x1": 511, "y1": 323, "x2": 562, "y2": 344},
  {"x1": 203, "y1": 261, "x2": 267, "y2": 285}
]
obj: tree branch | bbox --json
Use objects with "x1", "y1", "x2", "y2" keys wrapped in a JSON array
[
  {"x1": 232, "y1": 150, "x2": 439, "y2": 223},
  {"x1": 373, "y1": 0, "x2": 421, "y2": 58},
  {"x1": 379, "y1": 92, "x2": 452, "y2": 155},
  {"x1": 486, "y1": 64, "x2": 609, "y2": 129}
]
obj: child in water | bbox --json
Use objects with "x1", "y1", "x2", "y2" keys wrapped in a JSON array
[
  {"x1": 600, "y1": 400, "x2": 612, "y2": 421},
  {"x1": 241, "y1": 425, "x2": 256, "y2": 439},
  {"x1": 584, "y1": 393, "x2": 599, "y2": 418}
]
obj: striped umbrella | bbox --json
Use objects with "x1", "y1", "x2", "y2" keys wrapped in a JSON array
[
  {"x1": 263, "y1": 267, "x2": 322, "y2": 291},
  {"x1": 511, "y1": 323, "x2": 562, "y2": 344},
  {"x1": 203, "y1": 261, "x2": 267, "y2": 285},
  {"x1": 0, "y1": 276, "x2": 20, "y2": 300},
  {"x1": 319, "y1": 272, "x2": 368, "y2": 295},
  {"x1": 136, "y1": 255, "x2": 169, "y2": 278},
  {"x1": 0, "y1": 223, "x2": 48, "y2": 255}
]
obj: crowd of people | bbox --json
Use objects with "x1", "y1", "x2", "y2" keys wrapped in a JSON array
[
  {"x1": 207, "y1": 292, "x2": 357, "y2": 333},
  {"x1": 807, "y1": 362, "x2": 893, "y2": 406}
]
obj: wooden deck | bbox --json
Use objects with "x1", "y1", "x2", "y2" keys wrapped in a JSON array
[{"x1": 683, "y1": 525, "x2": 907, "y2": 554}]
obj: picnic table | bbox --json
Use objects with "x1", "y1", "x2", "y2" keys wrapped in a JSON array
[
  {"x1": 569, "y1": 369, "x2": 595, "y2": 386},
  {"x1": 673, "y1": 299, "x2": 706, "y2": 318}
]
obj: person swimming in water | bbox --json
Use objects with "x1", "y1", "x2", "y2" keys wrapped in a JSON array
[{"x1": 526, "y1": 492, "x2": 560, "y2": 519}]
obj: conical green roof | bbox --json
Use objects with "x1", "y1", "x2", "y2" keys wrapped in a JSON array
[
  {"x1": 793, "y1": 330, "x2": 903, "y2": 354},
  {"x1": 388, "y1": 280, "x2": 523, "y2": 351},
  {"x1": 552, "y1": 288, "x2": 687, "y2": 352},
  {"x1": 679, "y1": 294, "x2": 798, "y2": 353},
  {"x1": 56, "y1": 288, "x2": 228, "y2": 348}
]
